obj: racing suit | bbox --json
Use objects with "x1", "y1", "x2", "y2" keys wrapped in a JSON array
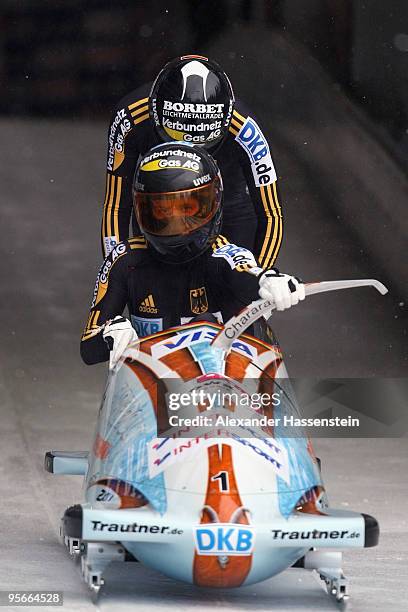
[
  {"x1": 101, "y1": 84, "x2": 283, "y2": 269},
  {"x1": 81, "y1": 237, "x2": 261, "y2": 365}
]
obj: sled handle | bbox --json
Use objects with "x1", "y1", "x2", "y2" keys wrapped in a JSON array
[
  {"x1": 211, "y1": 278, "x2": 388, "y2": 351},
  {"x1": 304, "y1": 279, "x2": 388, "y2": 297}
]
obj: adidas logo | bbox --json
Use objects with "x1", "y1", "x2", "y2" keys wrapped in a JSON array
[{"x1": 139, "y1": 294, "x2": 158, "y2": 314}]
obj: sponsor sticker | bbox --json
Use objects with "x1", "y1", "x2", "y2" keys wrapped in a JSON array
[
  {"x1": 163, "y1": 101, "x2": 224, "y2": 115},
  {"x1": 194, "y1": 524, "x2": 255, "y2": 555},
  {"x1": 236, "y1": 117, "x2": 277, "y2": 187},
  {"x1": 270, "y1": 528, "x2": 362, "y2": 543},
  {"x1": 148, "y1": 436, "x2": 204, "y2": 477},
  {"x1": 148, "y1": 431, "x2": 289, "y2": 482},
  {"x1": 141, "y1": 157, "x2": 200, "y2": 172},
  {"x1": 92, "y1": 243, "x2": 127, "y2": 307},
  {"x1": 150, "y1": 328, "x2": 256, "y2": 360},
  {"x1": 141, "y1": 148, "x2": 200, "y2": 165},
  {"x1": 227, "y1": 432, "x2": 290, "y2": 483},
  {"x1": 163, "y1": 118, "x2": 222, "y2": 131},
  {"x1": 220, "y1": 300, "x2": 274, "y2": 342},
  {"x1": 87, "y1": 484, "x2": 121, "y2": 508},
  {"x1": 162, "y1": 124, "x2": 221, "y2": 143},
  {"x1": 103, "y1": 235, "x2": 118, "y2": 255},
  {"x1": 212, "y1": 243, "x2": 261, "y2": 272},
  {"x1": 271, "y1": 517, "x2": 364, "y2": 548},
  {"x1": 193, "y1": 173, "x2": 211, "y2": 187},
  {"x1": 139, "y1": 294, "x2": 158, "y2": 314},
  {"x1": 107, "y1": 107, "x2": 132, "y2": 171},
  {"x1": 131, "y1": 315, "x2": 163, "y2": 337},
  {"x1": 91, "y1": 520, "x2": 182, "y2": 535}
]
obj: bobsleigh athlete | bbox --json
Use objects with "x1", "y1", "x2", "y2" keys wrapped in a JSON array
[
  {"x1": 81, "y1": 143, "x2": 303, "y2": 367},
  {"x1": 101, "y1": 55, "x2": 282, "y2": 269}
]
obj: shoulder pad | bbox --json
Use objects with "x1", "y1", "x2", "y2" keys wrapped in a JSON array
[
  {"x1": 212, "y1": 240, "x2": 263, "y2": 275},
  {"x1": 127, "y1": 97, "x2": 150, "y2": 125},
  {"x1": 98, "y1": 241, "x2": 130, "y2": 284},
  {"x1": 107, "y1": 92, "x2": 150, "y2": 172},
  {"x1": 211, "y1": 234, "x2": 230, "y2": 250},
  {"x1": 107, "y1": 106, "x2": 134, "y2": 172},
  {"x1": 128, "y1": 236, "x2": 148, "y2": 250},
  {"x1": 91, "y1": 241, "x2": 129, "y2": 308}
]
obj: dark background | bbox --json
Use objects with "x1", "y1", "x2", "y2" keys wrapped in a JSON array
[{"x1": 3, "y1": 0, "x2": 408, "y2": 156}]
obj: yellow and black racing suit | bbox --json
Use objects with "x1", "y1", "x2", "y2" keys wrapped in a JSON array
[
  {"x1": 81, "y1": 237, "x2": 261, "y2": 365},
  {"x1": 101, "y1": 84, "x2": 283, "y2": 269}
]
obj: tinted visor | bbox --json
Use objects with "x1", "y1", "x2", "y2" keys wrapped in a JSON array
[{"x1": 135, "y1": 178, "x2": 221, "y2": 237}]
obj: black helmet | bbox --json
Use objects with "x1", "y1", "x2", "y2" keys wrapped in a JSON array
[
  {"x1": 133, "y1": 142, "x2": 223, "y2": 262},
  {"x1": 149, "y1": 55, "x2": 234, "y2": 149}
]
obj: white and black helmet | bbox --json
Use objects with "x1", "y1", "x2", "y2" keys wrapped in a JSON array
[{"x1": 149, "y1": 55, "x2": 235, "y2": 149}]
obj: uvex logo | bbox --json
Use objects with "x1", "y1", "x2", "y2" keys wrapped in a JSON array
[{"x1": 193, "y1": 174, "x2": 210, "y2": 187}]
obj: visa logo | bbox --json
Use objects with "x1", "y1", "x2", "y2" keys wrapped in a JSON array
[
  {"x1": 195, "y1": 524, "x2": 255, "y2": 555},
  {"x1": 165, "y1": 329, "x2": 213, "y2": 348},
  {"x1": 151, "y1": 328, "x2": 256, "y2": 359}
]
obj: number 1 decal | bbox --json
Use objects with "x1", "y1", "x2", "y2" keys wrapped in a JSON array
[{"x1": 211, "y1": 470, "x2": 230, "y2": 492}]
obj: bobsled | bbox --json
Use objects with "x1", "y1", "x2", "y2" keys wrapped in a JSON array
[{"x1": 45, "y1": 278, "x2": 387, "y2": 603}]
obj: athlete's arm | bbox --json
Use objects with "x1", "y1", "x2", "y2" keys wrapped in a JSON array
[
  {"x1": 80, "y1": 243, "x2": 129, "y2": 365},
  {"x1": 212, "y1": 238, "x2": 304, "y2": 315},
  {"x1": 101, "y1": 86, "x2": 151, "y2": 257},
  {"x1": 229, "y1": 102, "x2": 283, "y2": 269},
  {"x1": 211, "y1": 237, "x2": 261, "y2": 316}
]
